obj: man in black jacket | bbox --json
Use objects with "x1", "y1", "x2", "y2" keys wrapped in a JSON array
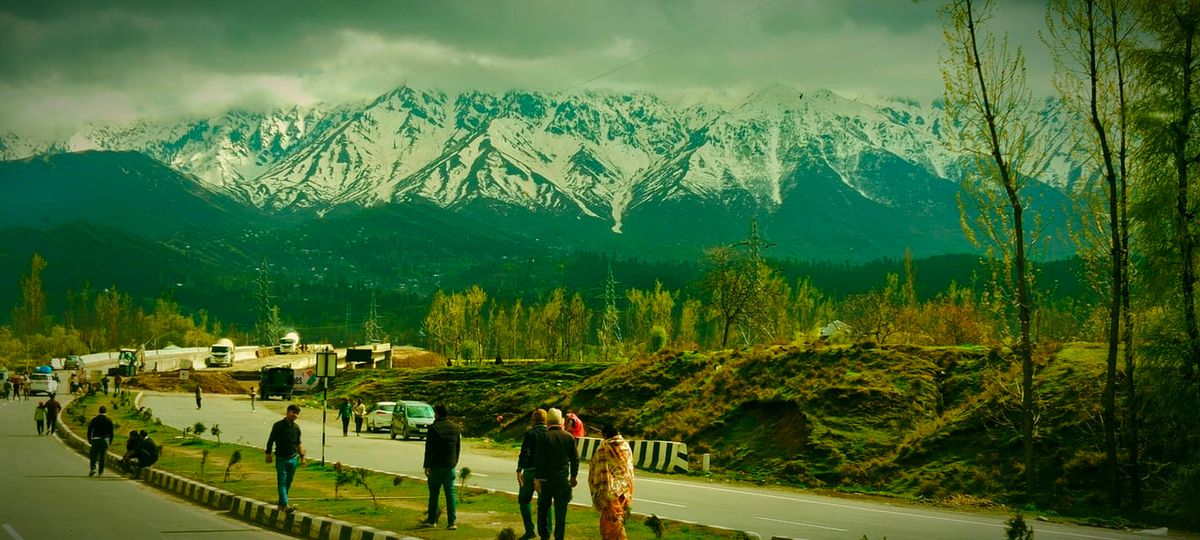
[
  {"x1": 422, "y1": 404, "x2": 461, "y2": 530},
  {"x1": 266, "y1": 404, "x2": 306, "y2": 513},
  {"x1": 87, "y1": 405, "x2": 115, "y2": 476},
  {"x1": 516, "y1": 408, "x2": 548, "y2": 540},
  {"x1": 534, "y1": 408, "x2": 579, "y2": 540}
]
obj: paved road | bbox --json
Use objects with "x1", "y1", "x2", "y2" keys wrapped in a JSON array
[
  {"x1": 141, "y1": 392, "x2": 1178, "y2": 540},
  {"x1": 0, "y1": 397, "x2": 289, "y2": 540}
]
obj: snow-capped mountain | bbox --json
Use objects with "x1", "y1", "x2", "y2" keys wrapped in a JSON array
[{"x1": 1, "y1": 84, "x2": 1079, "y2": 259}]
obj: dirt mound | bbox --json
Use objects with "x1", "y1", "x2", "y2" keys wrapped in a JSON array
[
  {"x1": 127, "y1": 370, "x2": 248, "y2": 394},
  {"x1": 390, "y1": 350, "x2": 445, "y2": 368}
]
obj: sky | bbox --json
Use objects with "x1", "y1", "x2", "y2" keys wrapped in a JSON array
[{"x1": 0, "y1": 0, "x2": 1051, "y2": 138}]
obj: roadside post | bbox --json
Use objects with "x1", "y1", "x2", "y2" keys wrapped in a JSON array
[{"x1": 315, "y1": 349, "x2": 337, "y2": 465}]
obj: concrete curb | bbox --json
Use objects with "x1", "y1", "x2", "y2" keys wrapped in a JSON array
[
  {"x1": 55, "y1": 397, "x2": 419, "y2": 540},
  {"x1": 231, "y1": 496, "x2": 417, "y2": 540}
]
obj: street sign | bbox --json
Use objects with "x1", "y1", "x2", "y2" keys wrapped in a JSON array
[{"x1": 316, "y1": 350, "x2": 337, "y2": 378}]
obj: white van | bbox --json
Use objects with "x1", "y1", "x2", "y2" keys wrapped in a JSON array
[{"x1": 28, "y1": 372, "x2": 59, "y2": 396}]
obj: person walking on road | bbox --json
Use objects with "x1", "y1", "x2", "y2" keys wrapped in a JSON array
[
  {"x1": 34, "y1": 401, "x2": 47, "y2": 435},
  {"x1": 336, "y1": 398, "x2": 352, "y2": 436},
  {"x1": 589, "y1": 424, "x2": 636, "y2": 539},
  {"x1": 45, "y1": 395, "x2": 62, "y2": 434},
  {"x1": 534, "y1": 408, "x2": 579, "y2": 540},
  {"x1": 194, "y1": 385, "x2": 202, "y2": 409},
  {"x1": 114, "y1": 373, "x2": 123, "y2": 394},
  {"x1": 101, "y1": 374, "x2": 110, "y2": 395},
  {"x1": 249, "y1": 386, "x2": 256, "y2": 412},
  {"x1": 266, "y1": 404, "x2": 306, "y2": 513},
  {"x1": 422, "y1": 404, "x2": 461, "y2": 530},
  {"x1": 87, "y1": 405, "x2": 115, "y2": 476},
  {"x1": 352, "y1": 399, "x2": 366, "y2": 436},
  {"x1": 516, "y1": 408, "x2": 548, "y2": 540},
  {"x1": 2, "y1": 379, "x2": 11, "y2": 400}
]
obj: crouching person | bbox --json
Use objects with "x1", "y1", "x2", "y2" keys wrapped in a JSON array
[{"x1": 122, "y1": 429, "x2": 159, "y2": 476}]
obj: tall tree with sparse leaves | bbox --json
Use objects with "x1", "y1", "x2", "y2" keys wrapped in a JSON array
[{"x1": 942, "y1": 0, "x2": 1049, "y2": 497}]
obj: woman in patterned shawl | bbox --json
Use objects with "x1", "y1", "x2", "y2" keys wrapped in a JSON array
[{"x1": 588, "y1": 424, "x2": 635, "y2": 539}]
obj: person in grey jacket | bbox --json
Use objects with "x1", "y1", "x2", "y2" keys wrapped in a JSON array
[
  {"x1": 422, "y1": 404, "x2": 461, "y2": 530},
  {"x1": 87, "y1": 406, "x2": 115, "y2": 476},
  {"x1": 534, "y1": 408, "x2": 579, "y2": 540}
]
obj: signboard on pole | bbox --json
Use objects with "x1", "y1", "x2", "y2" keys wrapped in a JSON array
[{"x1": 315, "y1": 350, "x2": 337, "y2": 378}]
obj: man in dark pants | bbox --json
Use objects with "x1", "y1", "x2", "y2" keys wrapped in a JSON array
[
  {"x1": 45, "y1": 395, "x2": 62, "y2": 434},
  {"x1": 422, "y1": 404, "x2": 461, "y2": 530},
  {"x1": 87, "y1": 405, "x2": 115, "y2": 476},
  {"x1": 266, "y1": 404, "x2": 306, "y2": 513},
  {"x1": 516, "y1": 408, "x2": 548, "y2": 540},
  {"x1": 534, "y1": 408, "x2": 579, "y2": 540}
]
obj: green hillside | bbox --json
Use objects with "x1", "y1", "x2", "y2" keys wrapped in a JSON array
[{"x1": 322, "y1": 342, "x2": 1197, "y2": 529}]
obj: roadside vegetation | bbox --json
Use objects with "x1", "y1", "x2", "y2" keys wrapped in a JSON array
[
  {"x1": 323, "y1": 342, "x2": 1196, "y2": 530},
  {"x1": 61, "y1": 393, "x2": 740, "y2": 540}
]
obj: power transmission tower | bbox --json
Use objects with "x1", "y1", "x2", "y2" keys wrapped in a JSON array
[
  {"x1": 364, "y1": 290, "x2": 383, "y2": 343},
  {"x1": 736, "y1": 216, "x2": 775, "y2": 262},
  {"x1": 599, "y1": 262, "x2": 623, "y2": 361},
  {"x1": 254, "y1": 260, "x2": 283, "y2": 346}
]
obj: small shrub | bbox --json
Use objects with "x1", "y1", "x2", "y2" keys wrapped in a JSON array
[
  {"x1": 1005, "y1": 513, "x2": 1034, "y2": 540},
  {"x1": 496, "y1": 529, "x2": 518, "y2": 540},
  {"x1": 193, "y1": 422, "x2": 207, "y2": 437},
  {"x1": 210, "y1": 424, "x2": 221, "y2": 445},
  {"x1": 649, "y1": 326, "x2": 669, "y2": 352},
  {"x1": 224, "y1": 450, "x2": 242, "y2": 482},
  {"x1": 200, "y1": 449, "x2": 209, "y2": 479},
  {"x1": 334, "y1": 462, "x2": 354, "y2": 499},
  {"x1": 459, "y1": 467, "x2": 472, "y2": 495},
  {"x1": 644, "y1": 514, "x2": 665, "y2": 538}
]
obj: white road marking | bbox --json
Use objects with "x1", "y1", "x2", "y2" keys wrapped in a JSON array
[
  {"x1": 3, "y1": 524, "x2": 25, "y2": 540},
  {"x1": 639, "y1": 498, "x2": 686, "y2": 508},
  {"x1": 637, "y1": 480, "x2": 1127, "y2": 540},
  {"x1": 755, "y1": 516, "x2": 847, "y2": 532}
]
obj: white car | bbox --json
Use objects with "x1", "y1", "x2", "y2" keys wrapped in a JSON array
[
  {"x1": 364, "y1": 401, "x2": 396, "y2": 432},
  {"x1": 28, "y1": 372, "x2": 59, "y2": 396}
]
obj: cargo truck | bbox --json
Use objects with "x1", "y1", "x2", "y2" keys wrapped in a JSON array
[
  {"x1": 259, "y1": 365, "x2": 295, "y2": 400},
  {"x1": 205, "y1": 338, "x2": 236, "y2": 367},
  {"x1": 276, "y1": 332, "x2": 301, "y2": 354}
]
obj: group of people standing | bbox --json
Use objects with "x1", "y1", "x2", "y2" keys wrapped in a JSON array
[
  {"x1": 514, "y1": 408, "x2": 635, "y2": 540},
  {"x1": 334, "y1": 398, "x2": 367, "y2": 436},
  {"x1": 262, "y1": 400, "x2": 635, "y2": 539}
]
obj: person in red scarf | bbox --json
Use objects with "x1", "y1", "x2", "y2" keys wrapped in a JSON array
[
  {"x1": 564, "y1": 412, "x2": 585, "y2": 438},
  {"x1": 588, "y1": 424, "x2": 635, "y2": 539}
]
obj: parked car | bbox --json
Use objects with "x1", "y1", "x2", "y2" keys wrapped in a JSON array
[
  {"x1": 389, "y1": 400, "x2": 436, "y2": 440},
  {"x1": 28, "y1": 372, "x2": 59, "y2": 396},
  {"x1": 62, "y1": 355, "x2": 84, "y2": 370},
  {"x1": 364, "y1": 401, "x2": 396, "y2": 432}
]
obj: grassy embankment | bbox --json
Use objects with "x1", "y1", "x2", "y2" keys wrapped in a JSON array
[
  {"x1": 319, "y1": 342, "x2": 1190, "y2": 530},
  {"x1": 62, "y1": 393, "x2": 741, "y2": 540}
]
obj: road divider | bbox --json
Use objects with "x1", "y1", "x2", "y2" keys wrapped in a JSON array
[{"x1": 578, "y1": 436, "x2": 690, "y2": 473}]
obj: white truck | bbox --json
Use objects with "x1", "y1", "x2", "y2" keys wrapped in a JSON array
[
  {"x1": 277, "y1": 332, "x2": 301, "y2": 354},
  {"x1": 206, "y1": 338, "x2": 236, "y2": 367}
]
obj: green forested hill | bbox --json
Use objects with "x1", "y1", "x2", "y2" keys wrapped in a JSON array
[{"x1": 323, "y1": 343, "x2": 1196, "y2": 529}]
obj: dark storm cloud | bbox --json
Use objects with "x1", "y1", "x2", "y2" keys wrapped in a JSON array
[{"x1": 0, "y1": 0, "x2": 1051, "y2": 137}]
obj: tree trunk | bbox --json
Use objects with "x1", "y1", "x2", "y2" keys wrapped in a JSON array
[{"x1": 1175, "y1": 19, "x2": 1200, "y2": 375}]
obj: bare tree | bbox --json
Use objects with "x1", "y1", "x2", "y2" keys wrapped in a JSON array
[
  {"x1": 942, "y1": 0, "x2": 1050, "y2": 497},
  {"x1": 1046, "y1": 0, "x2": 1138, "y2": 508}
]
